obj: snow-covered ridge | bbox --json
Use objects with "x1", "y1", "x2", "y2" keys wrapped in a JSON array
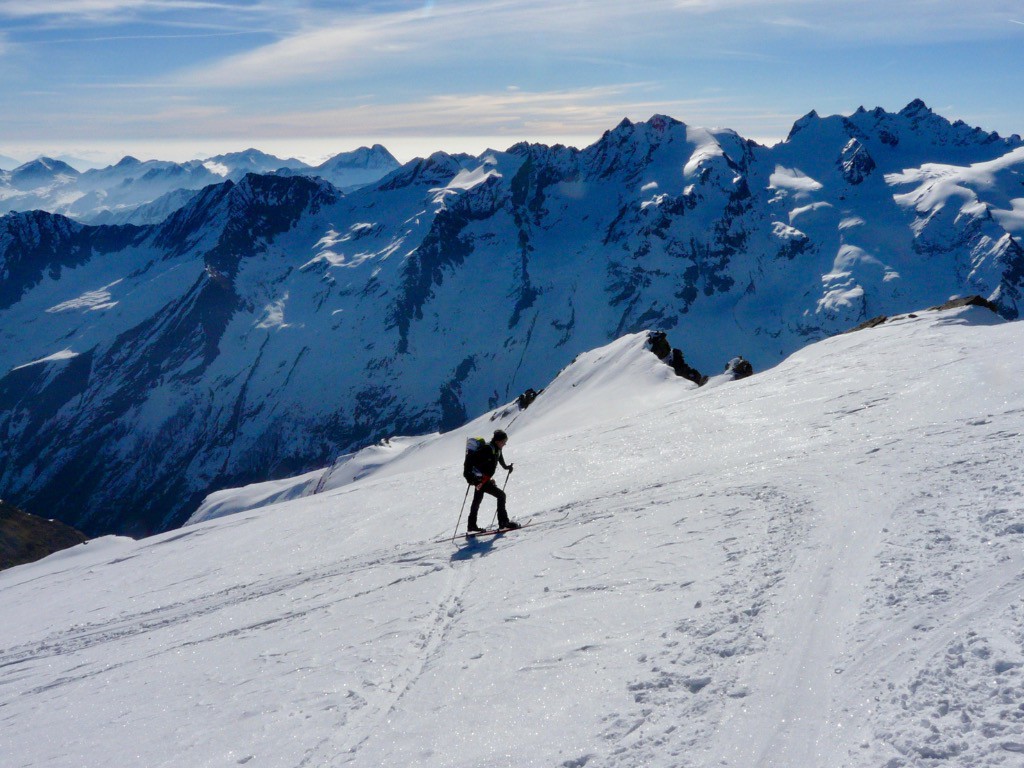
[
  {"x1": 2, "y1": 304, "x2": 1022, "y2": 767},
  {"x1": 188, "y1": 332, "x2": 694, "y2": 524}
]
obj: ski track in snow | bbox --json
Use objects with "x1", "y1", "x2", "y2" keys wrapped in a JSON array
[
  {"x1": 323, "y1": 561, "x2": 470, "y2": 766},
  {"x1": 0, "y1": 525, "x2": 473, "y2": 767}
]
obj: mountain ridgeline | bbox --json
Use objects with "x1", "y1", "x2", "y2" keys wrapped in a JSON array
[
  {"x1": 0, "y1": 145, "x2": 401, "y2": 225},
  {"x1": 1, "y1": 101, "x2": 1022, "y2": 536}
]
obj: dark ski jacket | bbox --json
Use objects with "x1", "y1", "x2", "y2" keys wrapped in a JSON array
[{"x1": 463, "y1": 440, "x2": 510, "y2": 484}]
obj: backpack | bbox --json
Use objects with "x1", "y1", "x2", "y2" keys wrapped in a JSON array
[{"x1": 462, "y1": 437, "x2": 487, "y2": 482}]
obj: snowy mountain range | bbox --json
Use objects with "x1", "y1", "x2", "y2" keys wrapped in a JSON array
[
  {"x1": 1, "y1": 100, "x2": 1023, "y2": 537},
  {"x1": 2, "y1": 304, "x2": 1022, "y2": 768},
  {"x1": 0, "y1": 145, "x2": 401, "y2": 224}
]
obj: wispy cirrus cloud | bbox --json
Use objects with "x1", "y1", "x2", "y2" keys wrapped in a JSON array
[
  {"x1": 0, "y1": 0, "x2": 283, "y2": 37},
  {"x1": 3, "y1": 72, "x2": 811, "y2": 166},
  {"x1": 109, "y1": 83, "x2": 787, "y2": 144},
  {"x1": 170, "y1": 2, "x2": 550, "y2": 88},
  {"x1": 240, "y1": 85, "x2": 718, "y2": 137},
  {"x1": 0, "y1": 0, "x2": 250, "y2": 19},
  {"x1": 170, "y1": 0, "x2": 1024, "y2": 91},
  {"x1": 167, "y1": 0, "x2": 754, "y2": 90}
]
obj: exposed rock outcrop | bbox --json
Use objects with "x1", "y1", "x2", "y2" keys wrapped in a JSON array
[
  {"x1": 1, "y1": 499, "x2": 87, "y2": 571},
  {"x1": 647, "y1": 331, "x2": 707, "y2": 385}
]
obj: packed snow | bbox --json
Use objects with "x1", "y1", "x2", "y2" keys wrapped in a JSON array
[
  {"x1": 45, "y1": 279, "x2": 123, "y2": 314},
  {"x1": 888, "y1": 147, "x2": 1024, "y2": 241},
  {"x1": 2, "y1": 305, "x2": 1023, "y2": 768},
  {"x1": 10, "y1": 348, "x2": 80, "y2": 370},
  {"x1": 769, "y1": 165, "x2": 824, "y2": 196}
]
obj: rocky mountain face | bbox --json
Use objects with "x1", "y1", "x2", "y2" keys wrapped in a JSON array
[
  {"x1": 1, "y1": 101, "x2": 1022, "y2": 536},
  {"x1": 0, "y1": 499, "x2": 88, "y2": 571},
  {"x1": 0, "y1": 146, "x2": 401, "y2": 225}
]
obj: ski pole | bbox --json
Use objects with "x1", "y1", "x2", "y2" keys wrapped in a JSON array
[
  {"x1": 487, "y1": 468, "x2": 513, "y2": 529},
  {"x1": 450, "y1": 485, "x2": 471, "y2": 542}
]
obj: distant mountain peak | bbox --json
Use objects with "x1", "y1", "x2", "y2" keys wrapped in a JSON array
[
  {"x1": 782, "y1": 101, "x2": 1023, "y2": 162},
  {"x1": 899, "y1": 98, "x2": 933, "y2": 117},
  {"x1": 318, "y1": 145, "x2": 400, "y2": 171},
  {"x1": 594, "y1": 114, "x2": 692, "y2": 157},
  {"x1": 785, "y1": 109, "x2": 822, "y2": 140},
  {"x1": 205, "y1": 148, "x2": 309, "y2": 172},
  {"x1": 156, "y1": 173, "x2": 340, "y2": 273},
  {"x1": 648, "y1": 113, "x2": 683, "y2": 131},
  {"x1": 378, "y1": 151, "x2": 469, "y2": 191},
  {"x1": 8, "y1": 157, "x2": 81, "y2": 190},
  {"x1": 213, "y1": 147, "x2": 272, "y2": 160},
  {"x1": 15, "y1": 156, "x2": 79, "y2": 175}
]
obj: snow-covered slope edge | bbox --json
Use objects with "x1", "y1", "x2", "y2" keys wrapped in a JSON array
[
  {"x1": 1, "y1": 306, "x2": 1023, "y2": 768},
  {"x1": 187, "y1": 332, "x2": 690, "y2": 524}
]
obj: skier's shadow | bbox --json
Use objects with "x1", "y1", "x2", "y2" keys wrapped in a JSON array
[{"x1": 450, "y1": 533, "x2": 505, "y2": 561}]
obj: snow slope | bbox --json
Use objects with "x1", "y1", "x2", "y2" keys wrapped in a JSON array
[{"x1": 2, "y1": 306, "x2": 1023, "y2": 768}]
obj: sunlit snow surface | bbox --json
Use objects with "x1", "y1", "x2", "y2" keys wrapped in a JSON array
[{"x1": 2, "y1": 307, "x2": 1023, "y2": 768}]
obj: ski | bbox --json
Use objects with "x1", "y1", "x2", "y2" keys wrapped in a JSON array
[
  {"x1": 434, "y1": 518, "x2": 535, "y2": 543},
  {"x1": 465, "y1": 518, "x2": 534, "y2": 539}
]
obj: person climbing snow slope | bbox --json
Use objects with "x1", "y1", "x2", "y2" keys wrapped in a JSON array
[{"x1": 462, "y1": 429, "x2": 520, "y2": 533}]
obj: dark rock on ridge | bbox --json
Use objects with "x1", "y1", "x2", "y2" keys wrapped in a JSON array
[{"x1": 1, "y1": 499, "x2": 88, "y2": 571}]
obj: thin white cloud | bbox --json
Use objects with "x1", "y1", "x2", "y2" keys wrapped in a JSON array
[
  {"x1": 27, "y1": 29, "x2": 269, "y2": 44},
  {"x1": 792, "y1": 0, "x2": 1023, "y2": 40},
  {"x1": 174, "y1": 2, "x2": 512, "y2": 88},
  {"x1": 0, "y1": 1, "x2": 245, "y2": 18},
  {"x1": 4, "y1": 82, "x2": 733, "y2": 142},
  {"x1": 181, "y1": 6, "x2": 591, "y2": 87},
  {"x1": 173, "y1": 0, "x2": 768, "y2": 89},
  {"x1": 172, "y1": 0, "x2": 1024, "y2": 90},
  {"x1": 0, "y1": 0, "x2": 282, "y2": 35},
  {"x1": 131, "y1": 85, "x2": 735, "y2": 140}
]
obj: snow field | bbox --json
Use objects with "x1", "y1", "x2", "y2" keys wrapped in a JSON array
[{"x1": 1, "y1": 308, "x2": 1023, "y2": 767}]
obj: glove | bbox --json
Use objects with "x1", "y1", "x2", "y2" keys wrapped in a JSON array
[
  {"x1": 507, "y1": 464, "x2": 514, "y2": 472},
  {"x1": 476, "y1": 475, "x2": 491, "y2": 490}
]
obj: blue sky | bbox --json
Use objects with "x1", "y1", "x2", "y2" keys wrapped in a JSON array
[{"x1": 1, "y1": 0, "x2": 1022, "y2": 166}]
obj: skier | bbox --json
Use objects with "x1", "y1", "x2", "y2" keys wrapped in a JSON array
[{"x1": 463, "y1": 429, "x2": 520, "y2": 533}]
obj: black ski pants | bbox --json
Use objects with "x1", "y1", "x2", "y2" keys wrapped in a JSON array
[{"x1": 468, "y1": 480, "x2": 507, "y2": 528}]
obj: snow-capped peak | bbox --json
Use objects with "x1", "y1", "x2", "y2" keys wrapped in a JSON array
[
  {"x1": 782, "y1": 99, "x2": 1023, "y2": 170},
  {"x1": 8, "y1": 157, "x2": 81, "y2": 190},
  {"x1": 205, "y1": 147, "x2": 307, "y2": 170}
]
